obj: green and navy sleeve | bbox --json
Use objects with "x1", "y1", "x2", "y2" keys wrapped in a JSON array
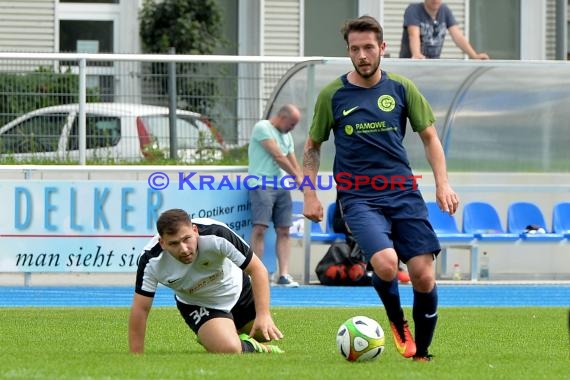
[
  {"x1": 309, "y1": 78, "x2": 344, "y2": 143},
  {"x1": 387, "y1": 72, "x2": 435, "y2": 133}
]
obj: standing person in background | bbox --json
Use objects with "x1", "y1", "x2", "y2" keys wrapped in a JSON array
[
  {"x1": 248, "y1": 104, "x2": 303, "y2": 287},
  {"x1": 303, "y1": 15, "x2": 459, "y2": 362},
  {"x1": 400, "y1": 0, "x2": 489, "y2": 60}
]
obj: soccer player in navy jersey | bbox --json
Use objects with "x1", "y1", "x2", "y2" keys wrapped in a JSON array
[
  {"x1": 302, "y1": 15, "x2": 459, "y2": 362},
  {"x1": 128, "y1": 209, "x2": 284, "y2": 354}
]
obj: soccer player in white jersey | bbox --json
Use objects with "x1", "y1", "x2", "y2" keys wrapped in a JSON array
[{"x1": 128, "y1": 208, "x2": 284, "y2": 354}]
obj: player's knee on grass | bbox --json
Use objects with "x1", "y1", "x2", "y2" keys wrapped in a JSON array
[
  {"x1": 198, "y1": 318, "x2": 243, "y2": 353},
  {"x1": 199, "y1": 331, "x2": 242, "y2": 353}
]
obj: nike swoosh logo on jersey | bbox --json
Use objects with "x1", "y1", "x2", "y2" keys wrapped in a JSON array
[
  {"x1": 167, "y1": 278, "x2": 182, "y2": 284},
  {"x1": 342, "y1": 106, "x2": 359, "y2": 116}
]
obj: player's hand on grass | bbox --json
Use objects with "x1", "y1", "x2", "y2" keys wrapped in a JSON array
[{"x1": 250, "y1": 314, "x2": 283, "y2": 342}]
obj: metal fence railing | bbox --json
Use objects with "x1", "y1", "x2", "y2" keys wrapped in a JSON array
[{"x1": 0, "y1": 52, "x2": 325, "y2": 164}]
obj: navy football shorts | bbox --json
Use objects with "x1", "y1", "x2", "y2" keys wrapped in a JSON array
[{"x1": 340, "y1": 192, "x2": 441, "y2": 263}]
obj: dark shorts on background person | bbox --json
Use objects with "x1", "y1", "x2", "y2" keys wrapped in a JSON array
[
  {"x1": 250, "y1": 188, "x2": 292, "y2": 228},
  {"x1": 176, "y1": 274, "x2": 256, "y2": 334},
  {"x1": 340, "y1": 192, "x2": 441, "y2": 263}
]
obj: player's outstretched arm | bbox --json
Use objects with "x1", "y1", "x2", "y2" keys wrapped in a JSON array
[
  {"x1": 245, "y1": 254, "x2": 283, "y2": 342},
  {"x1": 407, "y1": 25, "x2": 426, "y2": 59},
  {"x1": 448, "y1": 25, "x2": 489, "y2": 60},
  {"x1": 419, "y1": 125, "x2": 459, "y2": 215},
  {"x1": 128, "y1": 293, "x2": 153, "y2": 354},
  {"x1": 302, "y1": 137, "x2": 324, "y2": 222}
]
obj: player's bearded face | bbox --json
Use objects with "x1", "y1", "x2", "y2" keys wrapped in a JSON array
[
  {"x1": 352, "y1": 55, "x2": 380, "y2": 79},
  {"x1": 160, "y1": 224, "x2": 199, "y2": 264},
  {"x1": 347, "y1": 32, "x2": 384, "y2": 79}
]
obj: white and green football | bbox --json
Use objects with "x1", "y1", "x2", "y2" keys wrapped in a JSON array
[{"x1": 336, "y1": 316, "x2": 385, "y2": 362}]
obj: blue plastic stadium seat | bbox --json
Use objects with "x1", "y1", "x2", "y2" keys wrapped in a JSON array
[
  {"x1": 506, "y1": 202, "x2": 564, "y2": 241},
  {"x1": 325, "y1": 202, "x2": 348, "y2": 241},
  {"x1": 425, "y1": 201, "x2": 475, "y2": 242},
  {"x1": 462, "y1": 201, "x2": 519, "y2": 241},
  {"x1": 552, "y1": 202, "x2": 570, "y2": 238}
]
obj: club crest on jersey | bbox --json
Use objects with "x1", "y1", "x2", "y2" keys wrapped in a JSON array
[
  {"x1": 377, "y1": 95, "x2": 395, "y2": 112},
  {"x1": 344, "y1": 124, "x2": 354, "y2": 135}
]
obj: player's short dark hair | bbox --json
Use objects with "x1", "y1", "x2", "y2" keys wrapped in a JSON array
[
  {"x1": 157, "y1": 208, "x2": 192, "y2": 236},
  {"x1": 341, "y1": 15, "x2": 384, "y2": 45}
]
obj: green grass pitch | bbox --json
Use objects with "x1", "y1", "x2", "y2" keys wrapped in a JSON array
[{"x1": 0, "y1": 307, "x2": 567, "y2": 380}]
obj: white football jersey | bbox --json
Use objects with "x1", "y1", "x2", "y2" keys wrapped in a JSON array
[{"x1": 134, "y1": 218, "x2": 253, "y2": 311}]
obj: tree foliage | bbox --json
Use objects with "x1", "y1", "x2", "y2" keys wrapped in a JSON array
[
  {"x1": 138, "y1": 0, "x2": 227, "y2": 129},
  {"x1": 139, "y1": 0, "x2": 224, "y2": 54}
]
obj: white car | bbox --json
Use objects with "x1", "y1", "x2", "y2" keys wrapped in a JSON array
[{"x1": 0, "y1": 103, "x2": 226, "y2": 163}]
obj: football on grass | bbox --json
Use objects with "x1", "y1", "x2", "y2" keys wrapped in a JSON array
[{"x1": 336, "y1": 316, "x2": 385, "y2": 362}]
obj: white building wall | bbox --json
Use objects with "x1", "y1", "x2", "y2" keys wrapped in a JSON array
[
  {"x1": 261, "y1": 0, "x2": 301, "y2": 113},
  {"x1": 0, "y1": 0, "x2": 564, "y2": 60},
  {"x1": 0, "y1": 0, "x2": 55, "y2": 52},
  {"x1": 263, "y1": 0, "x2": 301, "y2": 56},
  {"x1": 546, "y1": 0, "x2": 556, "y2": 59},
  {"x1": 521, "y1": 0, "x2": 546, "y2": 59},
  {"x1": 359, "y1": 0, "x2": 382, "y2": 24}
]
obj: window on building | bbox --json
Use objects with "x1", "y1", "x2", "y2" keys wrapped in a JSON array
[
  {"x1": 470, "y1": 0, "x2": 520, "y2": 59},
  {"x1": 215, "y1": 0, "x2": 238, "y2": 55},
  {"x1": 304, "y1": 0, "x2": 358, "y2": 56},
  {"x1": 59, "y1": 19, "x2": 115, "y2": 100},
  {"x1": 210, "y1": 0, "x2": 239, "y2": 143},
  {"x1": 59, "y1": 20, "x2": 113, "y2": 54}
]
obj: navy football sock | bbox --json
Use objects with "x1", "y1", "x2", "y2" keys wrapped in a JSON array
[
  {"x1": 371, "y1": 273, "x2": 404, "y2": 323},
  {"x1": 412, "y1": 284, "x2": 438, "y2": 356}
]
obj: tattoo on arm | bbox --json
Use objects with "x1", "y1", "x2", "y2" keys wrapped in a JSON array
[{"x1": 303, "y1": 147, "x2": 320, "y2": 171}]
